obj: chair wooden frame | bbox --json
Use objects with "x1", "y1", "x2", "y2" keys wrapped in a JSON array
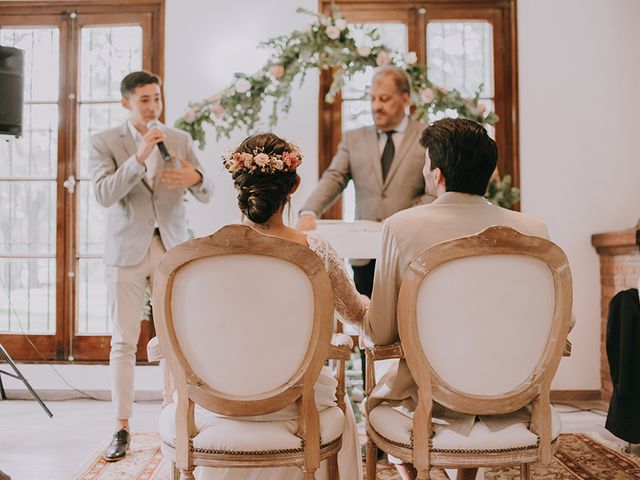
[
  {"x1": 152, "y1": 225, "x2": 352, "y2": 480},
  {"x1": 364, "y1": 226, "x2": 573, "y2": 480}
]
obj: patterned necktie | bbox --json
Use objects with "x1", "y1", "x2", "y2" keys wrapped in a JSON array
[{"x1": 380, "y1": 130, "x2": 396, "y2": 181}]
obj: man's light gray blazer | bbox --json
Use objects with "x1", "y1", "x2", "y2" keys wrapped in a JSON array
[
  {"x1": 90, "y1": 122, "x2": 212, "y2": 267},
  {"x1": 300, "y1": 118, "x2": 434, "y2": 221}
]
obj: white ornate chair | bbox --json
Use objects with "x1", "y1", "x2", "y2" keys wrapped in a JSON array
[
  {"x1": 364, "y1": 226, "x2": 573, "y2": 480},
  {"x1": 152, "y1": 225, "x2": 352, "y2": 480}
]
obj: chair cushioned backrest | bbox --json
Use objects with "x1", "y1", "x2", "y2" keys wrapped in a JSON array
[
  {"x1": 417, "y1": 254, "x2": 554, "y2": 396},
  {"x1": 171, "y1": 254, "x2": 314, "y2": 397}
]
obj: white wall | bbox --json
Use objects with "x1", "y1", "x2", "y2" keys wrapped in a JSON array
[
  {"x1": 519, "y1": 0, "x2": 640, "y2": 389},
  {"x1": 162, "y1": 0, "x2": 640, "y2": 391},
  {"x1": 164, "y1": 0, "x2": 318, "y2": 237}
]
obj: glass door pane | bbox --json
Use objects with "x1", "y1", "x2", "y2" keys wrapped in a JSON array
[
  {"x1": 426, "y1": 21, "x2": 495, "y2": 136},
  {"x1": 76, "y1": 25, "x2": 142, "y2": 335},
  {"x1": 0, "y1": 27, "x2": 59, "y2": 334},
  {"x1": 341, "y1": 23, "x2": 407, "y2": 221}
]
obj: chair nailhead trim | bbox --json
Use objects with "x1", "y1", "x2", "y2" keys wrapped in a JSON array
[
  {"x1": 373, "y1": 428, "x2": 554, "y2": 455},
  {"x1": 162, "y1": 436, "x2": 341, "y2": 456},
  {"x1": 428, "y1": 437, "x2": 541, "y2": 454}
]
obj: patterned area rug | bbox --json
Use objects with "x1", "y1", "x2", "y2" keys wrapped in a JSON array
[{"x1": 76, "y1": 433, "x2": 640, "y2": 479}]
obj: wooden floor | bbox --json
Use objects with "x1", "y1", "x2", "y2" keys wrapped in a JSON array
[{"x1": 0, "y1": 398, "x2": 635, "y2": 480}]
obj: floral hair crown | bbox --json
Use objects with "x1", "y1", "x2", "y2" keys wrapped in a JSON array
[{"x1": 222, "y1": 145, "x2": 303, "y2": 174}]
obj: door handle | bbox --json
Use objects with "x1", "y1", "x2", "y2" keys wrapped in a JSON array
[{"x1": 63, "y1": 175, "x2": 76, "y2": 194}]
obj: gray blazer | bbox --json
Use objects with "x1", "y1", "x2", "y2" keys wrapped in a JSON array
[
  {"x1": 300, "y1": 118, "x2": 434, "y2": 221},
  {"x1": 90, "y1": 122, "x2": 212, "y2": 267}
]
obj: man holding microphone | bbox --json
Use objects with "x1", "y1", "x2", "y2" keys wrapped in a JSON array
[{"x1": 90, "y1": 70, "x2": 212, "y2": 461}]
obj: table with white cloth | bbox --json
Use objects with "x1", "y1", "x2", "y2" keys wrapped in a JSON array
[{"x1": 312, "y1": 220, "x2": 382, "y2": 340}]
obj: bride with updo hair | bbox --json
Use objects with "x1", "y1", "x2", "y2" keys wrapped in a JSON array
[{"x1": 195, "y1": 133, "x2": 367, "y2": 480}]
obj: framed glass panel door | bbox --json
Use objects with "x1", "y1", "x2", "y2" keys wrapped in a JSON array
[
  {"x1": 318, "y1": 1, "x2": 518, "y2": 216},
  {"x1": 0, "y1": 2, "x2": 164, "y2": 362},
  {"x1": 72, "y1": 18, "x2": 146, "y2": 360},
  {"x1": 0, "y1": 22, "x2": 63, "y2": 359}
]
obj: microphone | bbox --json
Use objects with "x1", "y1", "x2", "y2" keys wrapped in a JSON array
[{"x1": 146, "y1": 120, "x2": 172, "y2": 162}]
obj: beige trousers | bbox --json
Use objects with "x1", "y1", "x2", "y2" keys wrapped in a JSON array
[{"x1": 107, "y1": 234, "x2": 165, "y2": 420}]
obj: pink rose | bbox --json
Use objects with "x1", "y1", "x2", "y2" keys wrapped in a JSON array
[
  {"x1": 420, "y1": 88, "x2": 436, "y2": 103},
  {"x1": 356, "y1": 46, "x2": 371, "y2": 57},
  {"x1": 269, "y1": 64, "x2": 285, "y2": 79},
  {"x1": 404, "y1": 51, "x2": 417, "y2": 65},
  {"x1": 183, "y1": 108, "x2": 197, "y2": 124},
  {"x1": 476, "y1": 104, "x2": 487, "y2": 115},
  {"x1": 240, "y1": 153, "x2": 254, "y2": 167},
  {"x1": 282, "y1": 151, "x2": 301, "y2": 170},
  {"x1": 325, "y1": 25, "x2": 340, "y2": 40},
  {"x1": 376, "y1": 51, "x2": 392, "y2": 66},
  {"x1": 211, "y1": 103, "x2": 225, "y2": 118}
]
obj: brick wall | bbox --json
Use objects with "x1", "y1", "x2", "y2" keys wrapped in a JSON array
[{"x1": 592, "y1": 227, "x2": 640, "y2": 402}]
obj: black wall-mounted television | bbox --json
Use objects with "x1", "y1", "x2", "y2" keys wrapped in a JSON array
[{"x1": 0, "y1": 45, "x2": 25, "y2": 138}]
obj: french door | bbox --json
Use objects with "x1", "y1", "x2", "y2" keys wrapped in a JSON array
[
  {"x1": 318, "y1": 0, "x2": 518, "y2": 219},
  {"x1": 0, "y1": 1, "x2": 164, "y2": 361}
]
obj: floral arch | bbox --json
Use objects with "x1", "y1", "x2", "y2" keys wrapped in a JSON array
[{"x1": 175, "y1": 7, "x2": 517, "y2": 207}]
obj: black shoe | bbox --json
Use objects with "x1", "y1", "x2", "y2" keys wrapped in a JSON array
[{"x1": 103, "y1": 428, "x2": 130, "y2": 462}]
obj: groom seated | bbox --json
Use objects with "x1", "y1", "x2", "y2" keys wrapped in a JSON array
[{"x1": 362, "y1": 118, "x2": 552, "y2": 480}]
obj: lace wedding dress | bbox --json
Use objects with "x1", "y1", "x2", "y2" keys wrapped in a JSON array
[{"x1": 195, "y1": 233, "x2": 368, "y2": 480}]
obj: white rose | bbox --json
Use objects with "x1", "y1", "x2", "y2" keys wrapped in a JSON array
[
  {"x1": 420, "y1": 88, "x2": 436, "y2": 103},
  {"x1": 325, "y1": 25, "x2": 341, "y2": 40},
  {"x1": 335, "y1": 19, "x2": 348, "y2": 30},
  {"x1": 252, "y1": 70, "x2": 265, "y2": 80},
  {"x1": 404, "y1": 51, "x2": 417, "y2": 65},
  {"x1": 357, "y1": 46, "x2": 371, "y2": 57},
  {"x1": 234, "y1": 78, "x2": 251, "y2": 94}
]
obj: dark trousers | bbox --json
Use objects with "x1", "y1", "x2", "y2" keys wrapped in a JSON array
[{"x1": 352, "y1": 260, "x2": 376, "y2": 383}]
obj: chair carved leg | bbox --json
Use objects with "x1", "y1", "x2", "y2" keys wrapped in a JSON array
[
  {"x1": 179, "y1": 468, "x2": 195, "y2": 480},
  {"x1": 366, "y1": 438, "x2": 377, "y2": 480},
  {"x1": 416, "y1": 469, "x2": 430, "y2": 480},
  {"x1": 328, "y1": 452, "x2": 340, "y2": 480},
  {"x1": 520, "y1": 463, "x2": 531, "y2": 480},
  {"x1": 171, "y1": 461, "x2": 179, "y2": 480},
  {"x1": 302, "y1": 469, "x2": 316, "y2": 480}
]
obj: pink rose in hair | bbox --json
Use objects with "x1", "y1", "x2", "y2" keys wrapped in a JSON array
[
  {"x1": 240, "y1": 152, "x2": 253, "y2": 167},
  {"x1": 283, "y1": 151, "x2": 302, "y2": 170}
]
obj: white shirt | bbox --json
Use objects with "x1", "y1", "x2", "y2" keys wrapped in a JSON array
[
  {"x1": 127, "y1": 120, "x2": 162, "y2": 188},
  {"x1": 376, "y1": 115, "x2": 409, "y2": 156},
  {"x1": 301, "y1": 116, "x2": 411, "y2": 219}
]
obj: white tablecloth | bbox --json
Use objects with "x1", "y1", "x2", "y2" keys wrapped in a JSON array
[{"x1": 312, "y1": 220, "x2": 382, "y2": 260}]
